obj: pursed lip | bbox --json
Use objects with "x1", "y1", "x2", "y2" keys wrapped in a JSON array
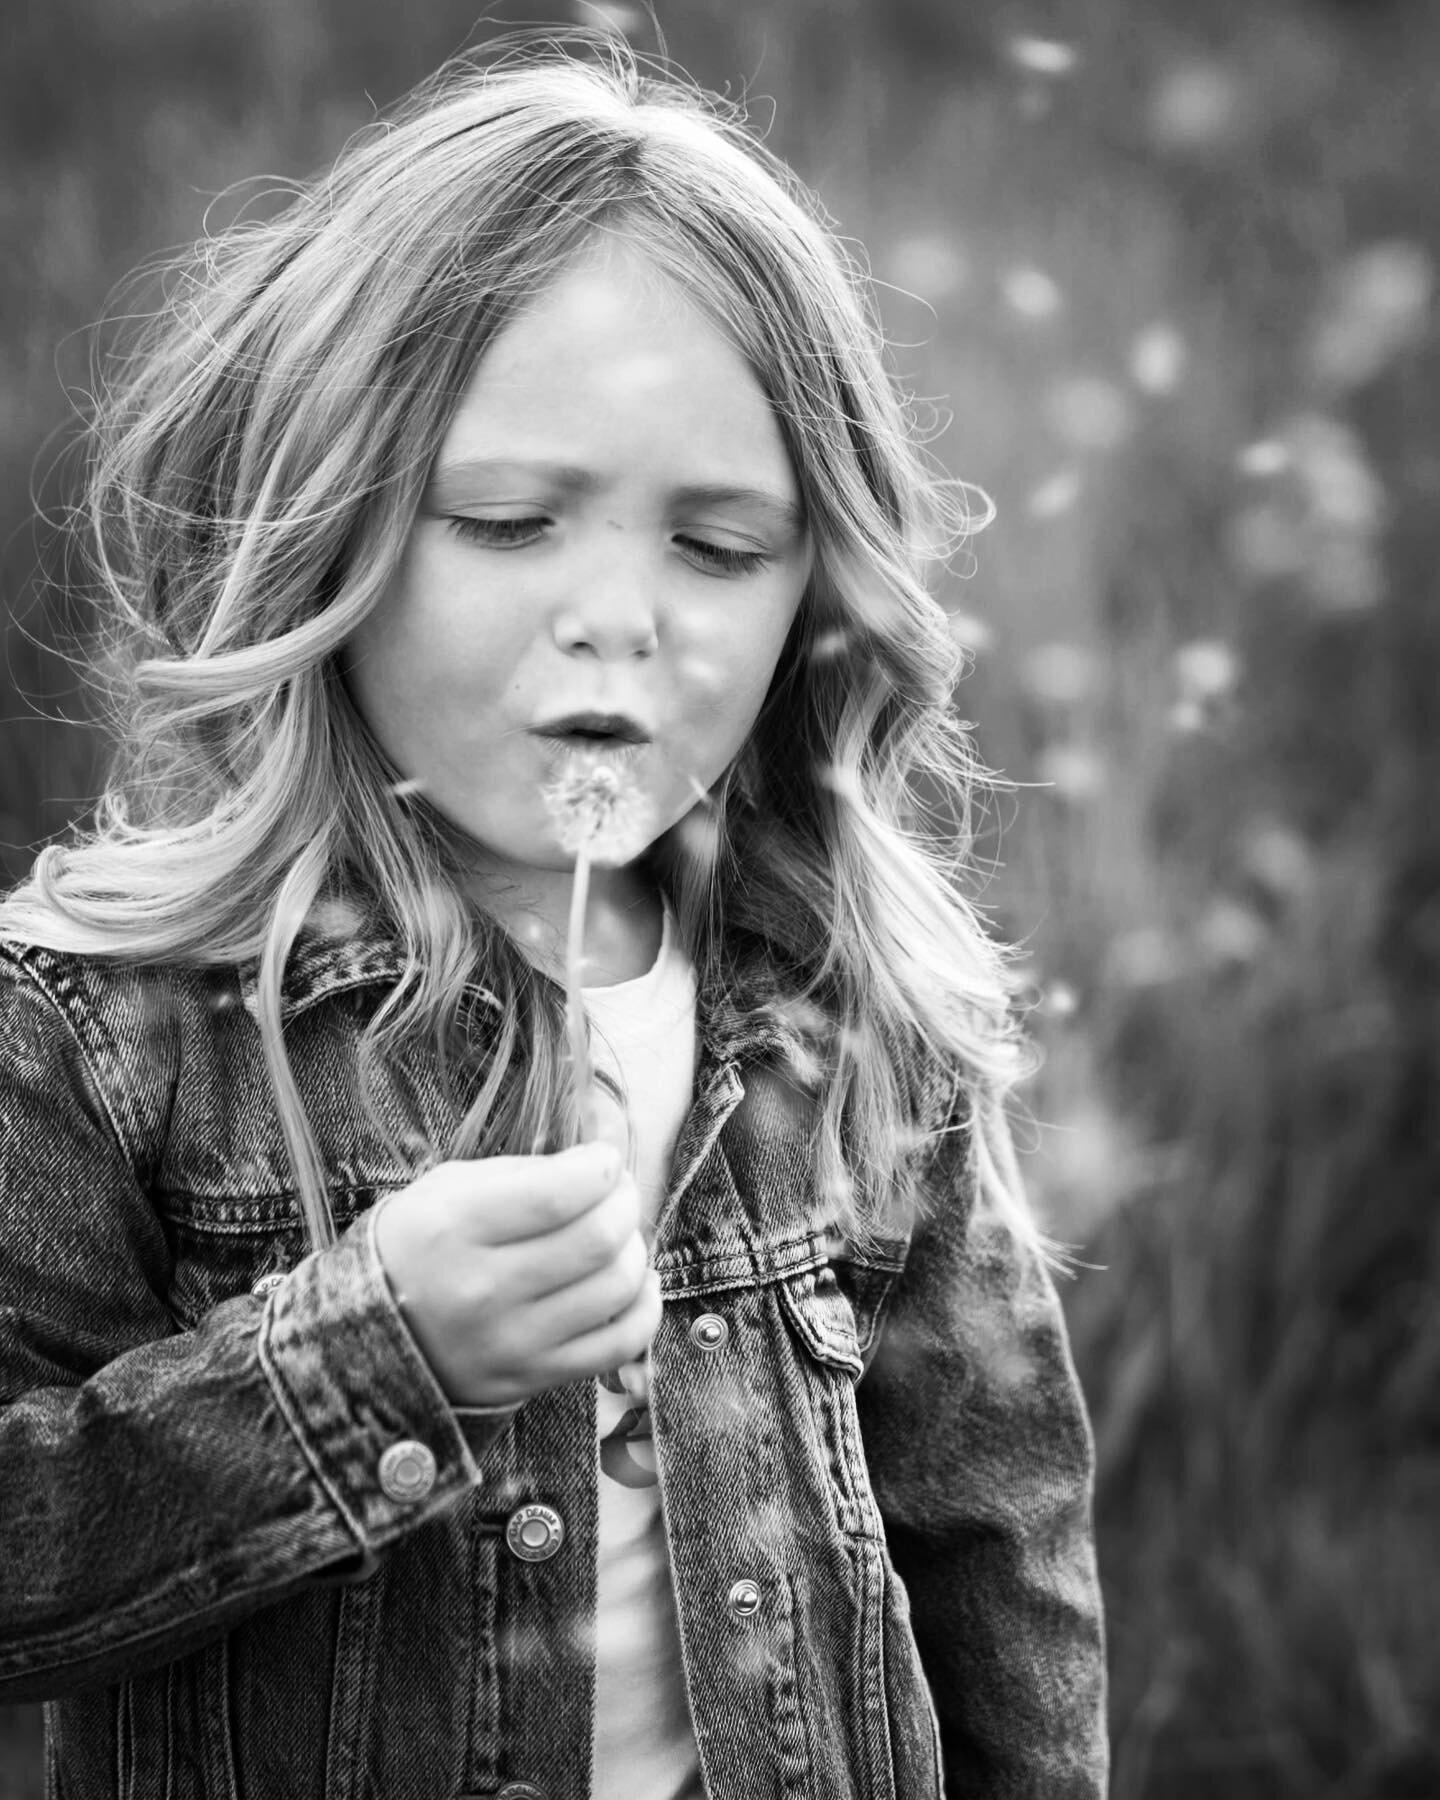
[{"x1": 530, "y1": 710, "x2": 652, "y2": 744}]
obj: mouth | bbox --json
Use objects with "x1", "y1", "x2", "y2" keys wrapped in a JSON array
[{"x1": 531, "y1": 711, "x2": 652, "y2": 747}]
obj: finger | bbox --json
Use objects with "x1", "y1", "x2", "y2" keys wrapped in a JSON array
[
  {"x1": 454, "y1": 1143, "x2": 624, "y2": 1246},
  {"x1": 536, "y1": 1268, "x2": 664, "y2": 1386},
  {"x1": 525, "y1": 1228, "x2": 651, "y2": 1339},
  {"x1": 506, "y1": 1175, "x2": 643, "y2": 1301}
]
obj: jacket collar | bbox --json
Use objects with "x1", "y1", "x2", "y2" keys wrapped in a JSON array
[{"x1": 236, "y1": 908, "x2": 806, "y2": 1070}]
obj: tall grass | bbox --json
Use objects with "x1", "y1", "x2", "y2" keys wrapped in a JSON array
[{"x1": 3, "y1": 2, "x2": 1439, "y2": 1794}]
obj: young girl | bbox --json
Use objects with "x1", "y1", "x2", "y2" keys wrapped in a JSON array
[{"x1": 0, "y1": 37, "x2": 1107, "y2": 1799}]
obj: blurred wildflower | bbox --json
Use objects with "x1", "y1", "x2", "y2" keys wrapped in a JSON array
[
  {"x1": 1307, "y1": 240, "x2": 1434, "y2": 392},
  {"x1": 1027, "y1": 468, "x2": 1082, "y2": 519},
  {"x1": 1239, "y1": 819, "x2": 1316, "y2": 907},
  {"x1": 945, "y1": 607, "x2": 995, "y2": 654},
  {"x1": 387, "y1": 776, "x2": 425, "y2": 799},
  {"x1": 1001, "y1": 266, "x2": 1063, "y2": 320},
  {"x1": 1035, "y1": 744, "x2": 1104, "y2": 802},
  {"x1": 577, "y1": 1, "x2": 643, "y2": 34},
  {"x1": 669, "y1": 802, "x2": 722, "y2": 882},
  {"x1": 307, "y1": 895, "x2": 366, "y2": 941},
  {"x1": 809, "y1": 626, "x2": 852, "y2": 663},
  {"x1": 887, "y1": 234, "x2": 969, "y2": 301},
  {"x1": 1147, "y1": 58, "x2": 1245, "y2": 153},
  {"x1": 1045, "y1": 376, "x2": 1135, "y2": 451},
  {"x1": 1004, "y1": 36, "x2": 1079, "y2": 77},
  {"x1": 1038, "y1": 978, "x2": 1080, "y2": 1021},
  {"x1": 1019, "y1": 640, "x2": 1102, "y2": 706},
  {"x1": 1196, "y1": 896, "x2": 1271, "y2": 969},
  {"x1": 1130, "y1": 323, "x2": 1188, "y2": 395},
  {"x1": 1237, "y1": 438, "x2": 1291, "y2": 477},
  {"x1": 1174, "y1": 638, "x2": 1239, "y2": 703},
  {"x1": 1227, "y1": 413, "x2": 1386, "y2": 612},
  {"x1": 1104, "y1": 926, "x2": 1185, "y2": 988}
]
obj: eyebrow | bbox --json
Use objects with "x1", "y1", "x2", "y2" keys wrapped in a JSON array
[{"x1": 425, "y1": 458, "x2": 805, "y2": 535}]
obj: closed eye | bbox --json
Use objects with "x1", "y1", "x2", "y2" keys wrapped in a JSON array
[
  {"x1": 676, "y1": 536, "x2": 771, "y2": 576},
  {"x1": 447, "y1": 516, "x2": 547, "y2": 548}
]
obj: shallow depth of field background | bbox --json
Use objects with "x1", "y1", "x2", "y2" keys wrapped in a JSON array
[{"x1": 3, "y1": 1, "x2": 1438, "y2": 1794}]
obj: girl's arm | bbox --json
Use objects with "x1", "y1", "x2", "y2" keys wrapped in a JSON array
[
  {"x1": 855, "y1": 1124, "x2": 1110, "y2": 1798},
  {"x1": 0, "y1": 951, "x2": 502, "y2": 1702}
]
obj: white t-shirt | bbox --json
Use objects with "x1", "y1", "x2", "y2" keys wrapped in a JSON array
[{"x1": 582, "y1": 907, "x2": 705, "y2": 1800}]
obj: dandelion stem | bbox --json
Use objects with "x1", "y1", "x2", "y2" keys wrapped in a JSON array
[{"x1": 564, "y1": 829, "x2": 602, "y2": 1144}]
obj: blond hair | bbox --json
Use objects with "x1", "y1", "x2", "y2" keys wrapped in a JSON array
[{"x1": 3, "y1": 36, "x2": 1041, "y2": 1259}]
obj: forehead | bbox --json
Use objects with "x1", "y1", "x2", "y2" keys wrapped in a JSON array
[{"x1": 436, "y1": 239, "x2": 799, "y2": 496}]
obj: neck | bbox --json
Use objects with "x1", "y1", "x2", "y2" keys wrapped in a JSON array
[{"x1": 468, "y1": 859, "x2": 664, "y2": 987}]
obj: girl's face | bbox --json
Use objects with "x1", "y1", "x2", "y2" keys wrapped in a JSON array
[{"x1": 343, "y1": 238, "x2": 812, "y2": 889}]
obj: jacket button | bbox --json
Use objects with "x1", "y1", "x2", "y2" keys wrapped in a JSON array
[
  {"x1": 496, "y1": 1784, "x2": 548, "y2": 1800},
  {"x1": 728, "y1": 1577, "x2": 762, "y2": 1618},
  {"x1": 690, "y1": 1312, "x2": 729, "y2": 1351},
  {"x1": 250, "y1": 1272, "x2": 286, "y2": 1298},
  {"x1": 377, "y1": 1440, "x2": 437, "y2": 1503},
  {"x1": 505, "y1": 1503, "x2": 565, "y2": 1563}
]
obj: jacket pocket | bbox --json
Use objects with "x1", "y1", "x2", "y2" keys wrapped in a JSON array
[{"x1": 776, "y1": 1268, "x2": 883, "y2": 1541}]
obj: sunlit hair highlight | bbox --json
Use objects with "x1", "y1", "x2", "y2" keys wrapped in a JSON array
[{"x1": 2, "y1": 35, "x2": 1045, "y2": 1260}]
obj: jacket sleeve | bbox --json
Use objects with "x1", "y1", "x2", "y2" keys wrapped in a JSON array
[
  {"x1": 0, "y1": 949, "x2": 508, "y2": 1702},
  {"x1": 855, "y1": 1120, "x2": 1110, "y2": 1798}
]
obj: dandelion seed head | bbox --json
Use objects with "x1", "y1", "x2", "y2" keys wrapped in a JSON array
[
  {"x1": 1039, "y1": 979, "x2": 1080, "y2": 1021},
  {"x1": 809, "y1": 627, "x2": 852, "y2": 663},
  {"x1": 542, "y1": 754, "x2": 651, "y2": 864},
  {"x1": 387, "y1": 776, "x2": 425, "y2": 799}
]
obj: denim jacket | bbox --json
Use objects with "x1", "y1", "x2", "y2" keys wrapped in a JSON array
[{"x1": 0, "y1": 920, "x2": 1108, "y2": 1798}]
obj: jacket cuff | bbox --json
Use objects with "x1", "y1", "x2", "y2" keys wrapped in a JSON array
[{"x1": 257, "y1": 1207, "x2": 513, "y2": 1562}]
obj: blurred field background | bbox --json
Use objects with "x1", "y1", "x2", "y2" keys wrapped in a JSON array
[{"x1": 3, "y1": 0, "x2": 1438, "y2": 1793}]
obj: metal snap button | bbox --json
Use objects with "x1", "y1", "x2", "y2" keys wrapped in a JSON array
[
  {"x1": 505, "y1": 1503, "x2": 565, "y2": 1563},
  {"x1": 496, "y1": 1783, "x2": 548, "y2": 1800},
  {"x1": 377, "y1": 1439, "x2": 437, "y2": 1504},
  {"x1": 690, "y1": 1312, "x2": 729, "y2": 1351},
  {"x1": 728, "y1": 1577, "x2": 762, "y2": 1618},
  {"x1": 250, "y1": 1272, "x2": 286, "y2": 1299}
]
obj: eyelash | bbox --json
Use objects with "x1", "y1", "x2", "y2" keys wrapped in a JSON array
[{"x1": 446, "y1": 516, "x2": 771, "y2": 575}]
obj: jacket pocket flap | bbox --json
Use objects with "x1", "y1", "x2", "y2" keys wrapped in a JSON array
[{"x1": 778, "y1": 1269, "x2": 864, "y2": 1379}]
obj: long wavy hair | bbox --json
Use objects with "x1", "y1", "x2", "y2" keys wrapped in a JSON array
[{"x1": 3, "y1": 37, "x2": 1042, "y2": 1259}]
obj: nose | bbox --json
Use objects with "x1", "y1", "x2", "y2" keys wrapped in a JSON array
[{"x1": 551, "y1": 540, "x2": 660, "y2": 661}]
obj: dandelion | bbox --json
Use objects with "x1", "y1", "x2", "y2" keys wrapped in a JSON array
[
  {"x1": 386, "y1": 776, "x2": 425, "y2": 800},
  {"x1": 809, "y1": 626, "x2": 852, "y2": 663},
  {"x1": 543, "y1": 754, "x2": 651, "y2": 1144},
  {"x1": 1038, "y1": 979, "x2": 1080, "y2": 1021}
]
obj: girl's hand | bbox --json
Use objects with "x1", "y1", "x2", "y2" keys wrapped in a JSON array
[{"x1": 371, "y1": 1142, "x2": 660, "y2": 1408}]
